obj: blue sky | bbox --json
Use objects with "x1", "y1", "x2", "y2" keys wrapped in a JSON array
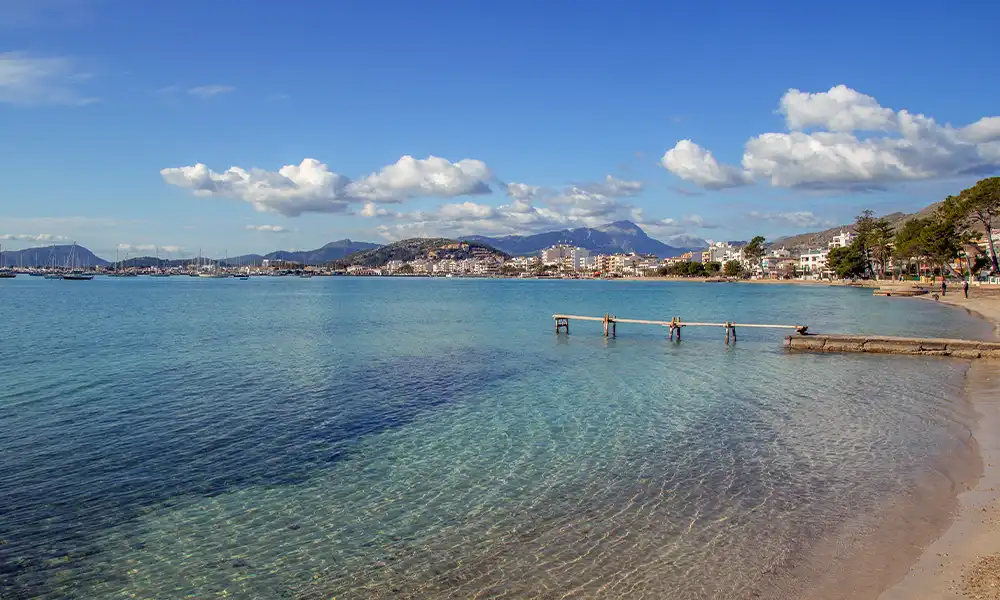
[{"x1": 2, "y1": 0, "x2": 999, "y2": 259}]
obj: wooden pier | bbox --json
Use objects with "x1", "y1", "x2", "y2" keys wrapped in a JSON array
[{"x1": 553, "y1": 313, "x2": 808, "y2": 344}]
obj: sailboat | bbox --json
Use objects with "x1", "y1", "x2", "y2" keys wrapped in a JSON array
[
  {"x1": 62, "y1": 243, "x2": 94, "y2": 280},
  {"x1": 149, "y1": 246, "x2": 170, "y2": 276},
  {"x1": 0, "y1": 244, "x2": 16, "y2": 277},
  {"x1": 0, "y1": 244, "x2": 16, "y2": 278},
  {"x1": 108, "y1": 248, "x2": 130, "y2": 277}
]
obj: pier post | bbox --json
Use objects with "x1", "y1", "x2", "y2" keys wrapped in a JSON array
[
  {"x1": 676, "y1": 317, "x2": 681, "y2": 341},
  {"x1": 603, "y1": 313, "x2": 610, "y2": 337},
  {"x1": 555, "y1": 317, "x2": 570, "y2": 334},
  {"x1": 611, "y1": 316, "x2": 616, "y2": 338},
  {"x1": 731, "y1": 324, "x2": 737, "y2": 343},
  {"x1": 725, "y1": 322, "x2": 731, "y2": 345}
]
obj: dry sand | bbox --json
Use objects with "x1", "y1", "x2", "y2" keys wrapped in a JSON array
[{"x1": 879, "y1": 290, "x2": 1000, "y2": 600}]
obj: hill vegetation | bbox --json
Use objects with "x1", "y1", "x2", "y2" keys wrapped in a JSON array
[{"x1": 331, "y1": 238, "x2": 509, "y2": 268}]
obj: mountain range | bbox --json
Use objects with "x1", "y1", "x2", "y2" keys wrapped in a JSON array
[
  {"x1": 0, "y1": 244, "x2": 109, "y2": 268},
  {"x1": 226, "y1": 239, "x2": 380, "y2": 266},
  {"x1": 462, "y1": 221, "x2": 704, "y2": 257},
  {"x1": 0, "y1": 222, "x2": 708, "y2": 267}
]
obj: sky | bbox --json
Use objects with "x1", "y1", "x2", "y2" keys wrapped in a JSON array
[{"x1": 2, "y1": 0, "x2": 999, "y2": 260}]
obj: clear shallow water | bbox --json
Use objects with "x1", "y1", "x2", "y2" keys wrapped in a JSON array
[{"x1": 0, "y1": 277, "x2": 992, "y2": 599}]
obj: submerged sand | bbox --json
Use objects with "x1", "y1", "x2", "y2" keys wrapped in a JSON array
[{"x1": 880, "y1": 291, "x2": 1000, "y2": 600}]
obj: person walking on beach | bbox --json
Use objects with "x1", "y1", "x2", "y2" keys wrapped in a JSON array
[
  {"x1": 941, "y1": 278, "x2": 947, "y2": 296},
  {"x1": 964, "y1": 279, "x2": 969, "y2": 298}
]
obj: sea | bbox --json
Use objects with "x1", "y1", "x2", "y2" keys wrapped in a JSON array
[{"x1": 0, "y1": 276, "x2": 994, "y2": 599}]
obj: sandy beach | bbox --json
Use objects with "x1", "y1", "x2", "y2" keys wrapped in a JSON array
[{"x1": 880, "y1": 290, "x2": 1000, "y2": 600}]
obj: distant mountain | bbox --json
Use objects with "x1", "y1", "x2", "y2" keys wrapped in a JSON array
[
  {"x1": 771, "y1": 205, "x2": 941, "y2": 251},
  {"x1": 229, "y1": 239, "x2": 380, "y2": 265},
  {"x1": 0, "y1": 244, "x2": 109, "y2": 268},
  {"x1": 664, "y1": 234, "x2": 710, "y2": 249},
  {"x1": 461, "y1": 220, "x2": 695, "y2": 257},
  {"x1": 332, "y1": 238, "x2": 509, "y2": 268}
]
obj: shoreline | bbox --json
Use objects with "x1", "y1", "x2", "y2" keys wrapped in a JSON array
[{"x1": 879, "y1": 293, "x2": 1000, "y2": 600}]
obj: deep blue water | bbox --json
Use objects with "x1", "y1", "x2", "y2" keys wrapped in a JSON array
[{"x1": 0, "y1": 277, "x2": 992, "y2": 599}]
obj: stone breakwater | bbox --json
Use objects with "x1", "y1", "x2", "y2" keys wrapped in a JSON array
[{"x1": 786, "y1": 334, "x2": 1000, "y2": 359}]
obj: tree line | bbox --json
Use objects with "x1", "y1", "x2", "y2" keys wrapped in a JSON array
[{"x1": 828, "y1": 177, "x2": 1000, "y2": 280}]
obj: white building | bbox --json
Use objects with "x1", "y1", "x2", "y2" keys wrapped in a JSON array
[
  {"x1": 828, "y1": 230, "x2": 855, "y2": 249},
  {"x1": 799, "y1": 249, "x2": 829, "y2": 278},
  {"x1": 541, "y1": 245, "x2": 591, "y2": 269}
]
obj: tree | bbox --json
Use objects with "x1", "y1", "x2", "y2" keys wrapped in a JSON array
[
  {"x1": 705, "y1": 261, "x2": 722, "y2": 275},
  {"x1": 742, "y1": 236, "x2": 766, "y2": 274},
  {"x1": 397, "y1": 263, "x2": 414, "y2": 275},
  {"x1": 781, "y1": 261, "x2": 798, "y2": 279},
  {"x1": 868, "y1": 218, "x2": 894, "y2": 278},
  {"x1": 827, "y1": 245, "x2": 866, "y2": 279},
  {"x1": 723, "y1": 260, "x2": 743, "y2": 278},
  {"x1": 953, "y1": 178, "x2": 1000, "y2": 273},
  {"x1": 894, "y1": 215, "x2": 962, "y2": 277},
  {"x1": 852, "y1": 209, "x2": 893, "y2": 279}
]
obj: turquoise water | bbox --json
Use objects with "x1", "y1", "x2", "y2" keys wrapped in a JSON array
[{"x1": 0, "y1": 277, "x2": 992, "y2": 599}]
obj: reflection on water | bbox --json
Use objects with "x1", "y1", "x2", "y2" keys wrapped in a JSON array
[{"x1": 0, "y1": 278, "x2": 987, "y2": 598}]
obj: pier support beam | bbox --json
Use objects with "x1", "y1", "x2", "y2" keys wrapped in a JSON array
[
  {"x1": 669, "y1": 317, "x2": 683, "y2": 342},
  {"x1": 555, "y1": 317, "x2": 569, "y2": 334}
]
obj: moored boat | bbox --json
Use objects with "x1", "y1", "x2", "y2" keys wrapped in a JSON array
[{"x1": 62, "y1": 272, "x2": 94, "y2": 281}]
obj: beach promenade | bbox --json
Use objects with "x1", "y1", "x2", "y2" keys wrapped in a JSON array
[{"x1": 881, "y1": 291, "x2": 1000, "y2": 600}]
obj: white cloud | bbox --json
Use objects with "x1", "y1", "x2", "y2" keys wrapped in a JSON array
[
  {"x1": 960, "y1": 117, "x2": 1000, "y2": 144},
  {"x1": 578, "y1": 175, "x2": 644, "y2": 197},
  {"x1": 347, "y1": 156, "x2": 492, "y2": 203},
  {"x1": 245, "y1": 225, "x2": 292, "y2": 233},
  {"x1": 780, "y1": 85, "x2": 895, "y2": 132},
  {"x1": 371, "y1": 175, "x2": 654, "y2": 241},
  {"x1": 748, "y1": 211, "x2": 834, "y2": 228},
  {"x1": 359, "y1": 203, "x2": 394, "y2": 218},
  {"x1": 506, "y1": 182, "x2": 543, "y2": 201},
  {"x1": 117, "y1": 243, "x2": 183, "y2": 254},
  {"x1": 663, "y1": 85, "x2": 1000, "y2": 190},
  {"x1": 670, "y1": 215, "x2": 718, "y2": 229},
  {"x1": 161, "y1": 156, "x2": 495, "y2": 217},
  {"x1": 162, "y1": 159, "x2": 353, "y2": 216},
  {"x1": 661, "y1": 140, "x2": 752, "y2": 189},
  {"x1": 0, "y1": 233, "x2": 67, "y2": 241},
  {"x1": 188, "y1": 85, "x2": 235, "y2": 98},
  {"x1": 0, "y1": 51, "x2": 96, "y2": 105}
]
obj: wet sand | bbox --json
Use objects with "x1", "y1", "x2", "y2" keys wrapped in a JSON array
[{"x1": 880, "y1": 292, "x2": 1000, "y2": 600}]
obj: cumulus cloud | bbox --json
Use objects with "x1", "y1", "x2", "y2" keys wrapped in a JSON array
[
  {"x1": 748, "y1": 211, "x2": 834, "y2": 228},
  {"x1": 662, "y1": 140, "x2": 753, "y2": 189},
  {"x1": 0, "y1": 233, "x2": 67, "y2": 241},
  {"x1": 347, "y1": 156, "x2": 492, "y2": 202},
  {"x1": 117, "y1": 243, "x2": 183, "y2": 254},
  {"x1": 162, "y1": 156, "x2": 495, "y2": 217},
  {"x1": 662, "y1": 85, "x2": 1000, "y2": 190},
  {"x1": 245, "y1": 225, "x2": 292, "y2": 233},
  {"x1": 506, "y1": 182, "x2": 543, "y2": 201},
  {"x1": 780, "y1": 85, "x2": 895, "y2": 132},
  {"x1": 372, "y1": 175, "x2": 656, "y2": 241},
  {"x1": 188, "y1": 85, "x2": 235, "y2": 98},
  {"x1": 0, "y1": 51, "x2": 96, "y2": 105}
]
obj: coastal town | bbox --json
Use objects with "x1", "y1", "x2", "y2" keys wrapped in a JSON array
[{"x1": 4, "y1": 227, "x2": 1000, "y2": 282}]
